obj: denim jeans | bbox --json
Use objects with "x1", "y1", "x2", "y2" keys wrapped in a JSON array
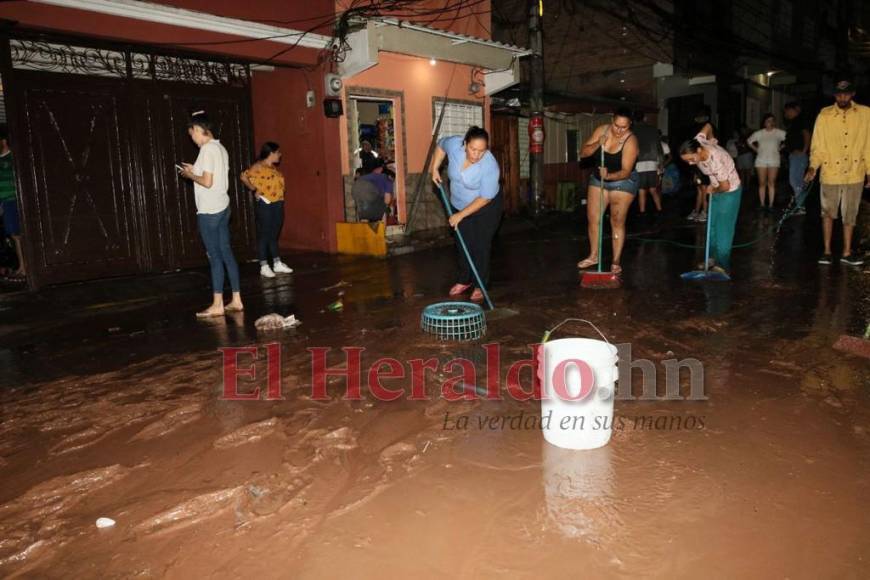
[
  {"x1": 197, "y1": 207, "x2": 241, "y2": 293},
  {"x1": 788, "y1": 153, "x2": 809, "y2": 207},
  {"x1": 256, "y1": 199, "x2": 284, "y2": 264}
]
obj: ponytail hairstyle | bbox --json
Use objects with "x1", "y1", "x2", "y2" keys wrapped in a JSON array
[
  {"x1": 463, "y1": 125, "x2": 489, "y2": 146},
  {"x1": 257, "y1": 141, "x2": 280, "y2": 161},
  {"x1": 188, "y1": 110, "x2": 214, "y2": 135},
  {"x1": 679, "y1": 138, "x2": 702, "y2": 156}
]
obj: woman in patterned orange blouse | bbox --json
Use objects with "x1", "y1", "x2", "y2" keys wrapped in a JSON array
[{"x1": 241, "y1": 142, "x2": 293, "y2": 278}]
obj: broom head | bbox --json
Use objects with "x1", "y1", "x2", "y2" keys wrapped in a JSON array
[
  {"x1": 681, "y1": 270, "x2": 731, "y2": 282},
  {"x1": 581, "y1": 270, "x2": 622, "y2": 289},
  {"x1": 833, "y1": 335, "x2": 870, "y2": 359}
]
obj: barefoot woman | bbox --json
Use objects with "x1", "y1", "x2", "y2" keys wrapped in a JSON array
[
  {"x1": 577, "y1": 108, "x2": 639, "y2": 275},
  {"x1": 180, "y1": 111, "x2": 244, "y2": 317}
]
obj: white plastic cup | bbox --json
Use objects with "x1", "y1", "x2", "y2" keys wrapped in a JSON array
[
  {"x1": 540, "y1": 338, "x2": 618, "y2": 450},
  {"x1": 95, "y1": 517, "x2": 116, "y2": 528}
]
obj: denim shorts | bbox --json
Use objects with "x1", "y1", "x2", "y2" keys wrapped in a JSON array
[{"x1": 589, "y1": 171, "x2": 639, "y2": 195}]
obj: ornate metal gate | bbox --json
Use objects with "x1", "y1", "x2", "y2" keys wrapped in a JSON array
[{"x1": 4, "y1": 35, "x2": 255, "y2": 288}]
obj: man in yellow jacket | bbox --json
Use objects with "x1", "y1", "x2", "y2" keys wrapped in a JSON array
[{"x1": 805, "y1": 78, "x2": 870, "y2": 266}]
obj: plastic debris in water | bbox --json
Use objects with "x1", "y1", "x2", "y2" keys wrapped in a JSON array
[
  {"x1": 96, "y1": 517, "x2": 116, "y2": 528},
  {"x1": 320, "y1": 280, "x2": 351, "y2": 292},
  {"x1": 254, "y1": 313, "x2": 303, "y2": 330}
]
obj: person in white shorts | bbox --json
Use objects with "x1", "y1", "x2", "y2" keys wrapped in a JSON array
[{"x1": 748, "y1": 114, "x2": 786, "y2": 211}]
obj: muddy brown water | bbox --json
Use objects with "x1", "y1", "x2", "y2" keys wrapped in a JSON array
[{"x1": 0, "y1": 211, "x2": 868, "y2": 578}]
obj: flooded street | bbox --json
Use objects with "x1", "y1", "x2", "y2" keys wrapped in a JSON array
[{"x1": 1, "y1": 207, "x2": 868, "y2": 578}]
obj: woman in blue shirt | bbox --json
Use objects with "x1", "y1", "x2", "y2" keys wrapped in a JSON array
[{"x1": 431, "y1": 126, "x2": 503, "y2": 303}]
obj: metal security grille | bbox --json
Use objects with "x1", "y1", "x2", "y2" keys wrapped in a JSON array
[
  {"x1": 10, "y1": 40, "x2": 250, "y2": 86},
  {"x1": 433, "y1": 99, "x2": 484, "y2": 139},
  {"x1": 517, "y1": 116, "x2": 529, "y2": 178}
]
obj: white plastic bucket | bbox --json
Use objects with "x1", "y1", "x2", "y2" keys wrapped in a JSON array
[{"x1": 540, "y1": 336, "x2": 618, "y2": 450}]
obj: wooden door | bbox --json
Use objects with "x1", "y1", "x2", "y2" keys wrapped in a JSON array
[
  {"x1": 12, "y1": 72, "x2": 142, "y2": 286},
  {"x1": 490, "y1": 113, "x2": 521, "y2": 214},
  {"x1": 132, "y1": 82, "x2": 255, "y2": 271},
  {"x1": 8, "y1": 68, "x2": 255, "y2": 287}
]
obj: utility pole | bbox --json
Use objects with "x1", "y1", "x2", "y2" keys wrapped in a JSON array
[{"x1": 528, "y1": 0, "x2": 545, "y2": 218}]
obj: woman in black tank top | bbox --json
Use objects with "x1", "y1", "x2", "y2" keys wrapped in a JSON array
[{"x1": 577, "y1": 108, "x2": 639, "y2": 275}]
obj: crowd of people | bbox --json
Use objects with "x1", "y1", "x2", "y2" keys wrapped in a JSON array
[
  {"x1": 431, "y1": 75, "x2": 867, "y2": 302},
  {"x1": 572, "y1": 75, "x2": 869, "y2": 278},
  {"x1": 2, "y1": 76, "x2": 866, "y2": 314}
]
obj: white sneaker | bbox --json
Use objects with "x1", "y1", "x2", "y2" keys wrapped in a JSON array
[
  {"x1": 272, "y1": 260, "x2": 293, "y2": 274},
  {"x1": 696, "y1": 211, "x2": 707, "y2": 222},
  {"x1": 687, "y1": 210, "x2": 698, "y2": 221},
  {"x1": 260, "y1": 264, "x2": 276, "y2": 278}
]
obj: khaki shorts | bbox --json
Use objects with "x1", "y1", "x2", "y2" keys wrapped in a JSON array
[{"x1": 820, "y1": 182, "x2": 863, "y2": 226}]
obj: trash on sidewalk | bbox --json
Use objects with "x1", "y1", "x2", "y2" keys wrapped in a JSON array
[
  {"x1": 320, "y1": 280, "x2": 351, "y2": 292},
  {"x1": 254, "y1": 313, "x2": 303, "y2": 330},
  {"x1": 834, "y1": 322, "x2": 870, "y2": 360}
]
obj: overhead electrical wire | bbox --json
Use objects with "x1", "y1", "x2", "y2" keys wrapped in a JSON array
[{"x1": 126, "y1": 0, "x2": 500, "y2": 70}]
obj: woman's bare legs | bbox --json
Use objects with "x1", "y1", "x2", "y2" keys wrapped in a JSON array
[
  {"x1": 766, "y1": 166, "x2": 779, "y2": 208},
  {"x1": 756, "y1": 166, "x2": 768, "y2": 207},
  {"x1": 609, "y1": 190, "x2": 635, "y2": 272},
  {"x1": 579, "y1": 184, "x2": 604, "y2": 268}
]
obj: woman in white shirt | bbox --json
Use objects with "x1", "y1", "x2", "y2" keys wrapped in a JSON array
[
  {"x1": 180, "y1": 111, "x2": 244, "y2": 318},
  {"x1": 748, "y1": 114, "x2": 786, "y2": 211}
]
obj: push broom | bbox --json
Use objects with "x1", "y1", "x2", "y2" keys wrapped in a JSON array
[
  {"x1": 581, "y1": 146, "x2": 621, "y2": 289},
  {"x1": 681, "y1": 192, "x2": 731, "y2": 282}
]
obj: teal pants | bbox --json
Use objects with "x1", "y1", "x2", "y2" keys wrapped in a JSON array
[{"x1": 709, "y1": 186, "x2": 742, "y2": 270}]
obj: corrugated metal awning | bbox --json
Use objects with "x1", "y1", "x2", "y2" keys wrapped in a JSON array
[{"x1": 340, "y1": 19, "x2": 531, "y2": 95}]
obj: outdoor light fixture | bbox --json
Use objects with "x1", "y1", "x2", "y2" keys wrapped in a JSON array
[{"x1": 430, "y1": 58, "x2": 437, "y2": 66}]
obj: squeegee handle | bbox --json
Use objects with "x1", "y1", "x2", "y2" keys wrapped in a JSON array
[
  {"x1": 598, "y1": 146, "x2": 606, "y2": 274},
  {"x1": 436, "y1": 184, "x2": 495, "y2": 310},
  {"x1": 704, "y1": 192, "x2": 713, "y2": 272}
]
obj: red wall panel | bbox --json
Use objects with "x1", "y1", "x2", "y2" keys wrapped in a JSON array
[
  {"x1": 250, "y1": 67, "x2": 343, "y2": 253},
  {"x1": 0, "y1": 1, "x2": 332, "y2": 65}
]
